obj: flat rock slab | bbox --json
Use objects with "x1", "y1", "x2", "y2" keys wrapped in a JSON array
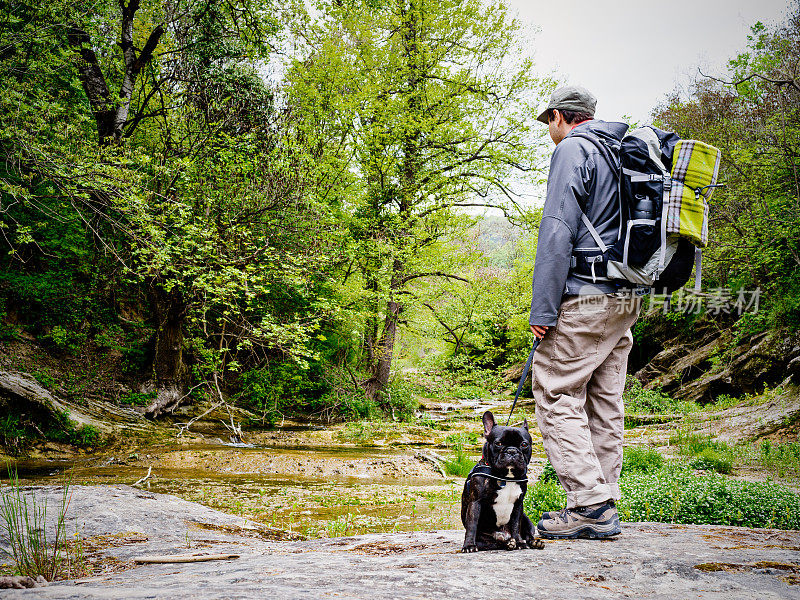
[{"x1": 2, "y1": 485, "x2": 799, "y2": 599}]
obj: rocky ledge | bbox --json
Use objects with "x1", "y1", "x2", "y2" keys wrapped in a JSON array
[{"x1": 1, "y1": 485, "x2": 798, "y2": 599}]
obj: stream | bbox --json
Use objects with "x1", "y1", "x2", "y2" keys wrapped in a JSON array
[{"x1": 2, "y1": 422, "x2": 486, "y2": 539}]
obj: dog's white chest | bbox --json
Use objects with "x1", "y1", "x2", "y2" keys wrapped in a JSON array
[{"x1": 493, "y1": 482, "x2": 522, "y2": 527}]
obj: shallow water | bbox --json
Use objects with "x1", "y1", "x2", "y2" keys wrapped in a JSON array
[{"x1": 2, "y1": 432, "x2": 468, "y2": 538}]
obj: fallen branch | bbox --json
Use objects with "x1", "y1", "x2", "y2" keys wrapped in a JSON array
[
  {"x1": 132, "y1": 466, "x2": 152, "y2": 486},
  {"x1": 133, "y1": 553, "x2": 240, "y2": 564},
  {"x1": 415, "y1": 452, "x2": 447, "y2": 478}
]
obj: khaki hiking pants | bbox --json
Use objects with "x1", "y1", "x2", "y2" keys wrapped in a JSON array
[{"x1": 533, "y1": 293, "x2": 643, "y2": 509}]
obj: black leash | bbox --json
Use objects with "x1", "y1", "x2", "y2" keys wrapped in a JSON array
[{"x1": 506, "y1": 337, "x2": 541, "y2": 426}]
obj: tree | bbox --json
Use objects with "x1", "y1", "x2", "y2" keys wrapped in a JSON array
[
  {"x1": 289, "y1": 0, "x2": 550, "y2": 400},
  {"x1": 0, "y1": 0, "x2": 340, "y2": 416},
  {"x1": 654, "y1": 10, "x2": 800, "y2": 329}
]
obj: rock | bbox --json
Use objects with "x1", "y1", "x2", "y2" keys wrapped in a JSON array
[
  {"x1": 694, "y1": 380, "x2": 800, "y2": 442},
  {"x1": 0, "y1": 370, "x2": 104, "y2": 431},
  {"x1": 636, "y1": 329, "x2": 800, "y2": 404},
  {"x1": 0, "y1": 575, "x2": 47, "y2": 589},
  {"x1": 2, "y1": 485, "x2": 800, "y2": 599}
]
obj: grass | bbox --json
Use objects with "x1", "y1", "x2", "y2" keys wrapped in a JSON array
[
  {"x1": 442, "y1": 448, "x2": 474, "y2": 478},
  {"x1": 0, "y1": 469, "x2": 86, "y2": 580},
  {"x1": 669, "y1": 430, "x2": 800, "y2": 479}
]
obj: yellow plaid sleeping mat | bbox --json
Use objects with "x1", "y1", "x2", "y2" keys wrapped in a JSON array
[{"x1": 667, "y1": 139, "x2": 722, "y2": 247}]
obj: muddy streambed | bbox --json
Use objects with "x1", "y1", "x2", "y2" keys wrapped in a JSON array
[
  {"x1": 3, "y1": 430, "x2": 493, "y2": 539},
  {"x1": 1, "y1": 394, "x2": 559, "y2": 539}
]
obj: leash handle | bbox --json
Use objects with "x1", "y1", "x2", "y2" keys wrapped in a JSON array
[{"x1": 506, "y1": 337, "x2": 541, "y2": 426}]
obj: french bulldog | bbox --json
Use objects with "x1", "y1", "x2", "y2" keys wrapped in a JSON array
[{"x1": 461, "y1": 411, "x2": 543, "y2": 552}]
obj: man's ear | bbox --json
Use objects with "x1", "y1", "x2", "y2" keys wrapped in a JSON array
[{"x1": 482, "y1": 411, "x2": 496, "y2": 437}]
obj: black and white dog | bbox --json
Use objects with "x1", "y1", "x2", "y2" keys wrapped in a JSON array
[{"x1": 460, "y1": 411, "x2": 543, "y2": 552}]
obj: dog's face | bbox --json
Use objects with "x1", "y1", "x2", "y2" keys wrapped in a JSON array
[{"x1": 481, "y1": 411, "x2": 532, "y2": 478}]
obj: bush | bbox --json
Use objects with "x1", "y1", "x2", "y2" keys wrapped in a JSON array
[
  {"x1": 442, "y1": 448, "x2": 474, "y2": 478},
  {"x1": 538, "y1": 460, "x2": 558, "y2": 483},
  {"x1": 524, "y1": 479, "x2": 565, "y2": 517},
  {"x1": 622, "y1": 446, "x2": 665, "y2": 474},
  {"x1": 237, "y1": 361, "x2": 329, "y2": 424},
  {"x1": 383, "y1": 380, "x2": 418, "y2": 422},
  {"x1": 451, "y1": 384, "x2": 486, "y2": 399},
  {"x1": 442, "y1": 433, "x2": 477, "y2": 478},
  {"x1": 119, "y1": 391, "x2": 155, "y2": 406},
  {"x1": 623, "y1": 377, "x2": 696, "y2": 414},
  {"x1": 689, "y1": 447, "x2": 734, "y2": 474},
  {"x1": 45, "y1": 412, "x2": 101, "y2": 448}
]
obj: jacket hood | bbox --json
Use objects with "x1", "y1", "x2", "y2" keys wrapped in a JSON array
[{"x1": 567, "y1": 119, "x2": 629, "y2": 144}]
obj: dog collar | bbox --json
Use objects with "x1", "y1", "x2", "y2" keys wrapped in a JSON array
[{"x1": 467, "y1": 463, "x2": 528, "y2": 487}]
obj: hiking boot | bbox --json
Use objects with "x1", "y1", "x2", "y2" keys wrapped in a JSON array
[
  {"x1": 539, "y1": 500, "x2": 615, "y2": 524},
  {"x1": 536, "y1": 501, "x2": 620, "y2": 539}
]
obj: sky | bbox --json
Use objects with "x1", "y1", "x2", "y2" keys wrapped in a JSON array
[{"x1": 510, "y1": 0, "x2": 795, "y2": 123}]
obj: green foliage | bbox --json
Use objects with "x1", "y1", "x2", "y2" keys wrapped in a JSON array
[
  {"x1": 43, "y1": 412, "x2": 100, "y2": 448},
  {"x1": 0, "y1": 415, "x2": 27, "y2": 455},
  {"x1": 442, "y1": 448, "x2": 474, "y2": 478},
  {"x1": 383, "y1": 380, "x2": 418, "y2": 423},
  {"x1": 237, "y1": 362, "x2": 330, "y2": 424},
  {"x1": 623, "y1": 377, "x2": 697, "y2": 414},
  {"x1": 41, "y1": 326, "x2": 87, "y2": 355},
  {"x1": 538, "y1": 460, "x2": 559, "y2": 483},
  {"x1": 524, "y1": 479, "x2": 566, "y2": 517},
  {"x1": 689, "y1": 448, "x2": 734, "y2": 475},
  {"x1": 757, "y1": 440, "x2": 800, "y2": 478},
  {"x1": 451, "y1": 385, "x2": 486, "y2": 400},
  {"x1": 670, "y1": 430, "x2": 736, "y2": 474},
  {"x1": 526, "y1": 462, "x2": 800, "y2": 530},
  {"x1": 119, "y1": 391, "x2": 156, "y2": 407},
  {"x1": 654, "y1": 11, "x2": 800, "y2": 328},
  {"x1": 444, "y1": 432, "x2": 479, "y2": 447},
  {"x1": 621, "y1": 446, "x2": 665, "y2": 474},
  {"x1": 617, "y1": 465, "x2": 800, "y2": 530}
]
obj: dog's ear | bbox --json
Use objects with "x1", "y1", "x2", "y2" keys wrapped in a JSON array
[
  {"x1": 522, "y1": 418, "x2": 529, "y2": 431},
  {"x1": 482, "y1": 411, "x2": 495, "y2": 437}
]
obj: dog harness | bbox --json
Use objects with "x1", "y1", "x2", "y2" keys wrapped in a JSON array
[{"x1": 466, "y1": 461, "x2": 528, "y2": 490}]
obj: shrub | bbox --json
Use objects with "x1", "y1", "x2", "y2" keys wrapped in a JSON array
[
  {"x1": 442, "y1": 448, "x2": 474, "y2": 478},
  {"x1": 622, "y1": 446, "x2": 665, "y2": 474},
  {"x1": 383, "y1": 380, "x2": 418, "y2": 422},
  {"x1": 119, "y1": 391, "x2": 156, "y2": 406},
  {"x1": 524, "y1": 479, "x2": 565, "y2": 517},
  {"x1": 451, "y1": 384, "x2": 486, "y2": 400},
  {"x1": 689, "y1": 447, "x2": 734, "y2": 474},
  {"x1": 45, "y1": 412, "x2": 101, "y2": 448},
  {"x1": 442, "y1": 433, "x2": 477, "y2": 478},
  {"x1": 538, "y1": 460, "x2": 558, "y2": 483},
  {"x1": 623, "y1": 377, "x2": 696, "y2": 414}
]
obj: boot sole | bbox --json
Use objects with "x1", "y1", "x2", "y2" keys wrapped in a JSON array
[{"x1": 537, "y1": 523, "x2": 621, "y2": 540}]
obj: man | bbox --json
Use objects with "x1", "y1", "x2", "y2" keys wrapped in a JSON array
[{"x1": 529, "y1": 86, "x2": 642, "y2": 539}]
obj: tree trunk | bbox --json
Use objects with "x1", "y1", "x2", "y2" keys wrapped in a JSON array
[
  {"x1": 146, "y1": 285, "x2": 186, "y2": 417},
  {"x1": 364, "y1": 299, "x2": 402, "y2": 400}
]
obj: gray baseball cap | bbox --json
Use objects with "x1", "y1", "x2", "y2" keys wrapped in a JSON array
[{"x1": 536, "y1": 85, "x2": 597, "y2": 124}]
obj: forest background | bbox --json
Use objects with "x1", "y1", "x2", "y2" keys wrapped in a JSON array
[{"x1": 0, "y1": 0, "x2": 798, "y2": 435}]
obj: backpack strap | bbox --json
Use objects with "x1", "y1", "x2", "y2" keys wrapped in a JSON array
[{"x1": 566, "y1": 132, "x2": 623, "y2": 281}]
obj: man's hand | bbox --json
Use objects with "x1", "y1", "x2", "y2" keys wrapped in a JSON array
[{"x1": 530, "y1": 325, "x2": 549, "y2": 339}]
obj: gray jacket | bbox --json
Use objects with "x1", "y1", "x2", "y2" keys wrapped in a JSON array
[{"x1": 529, "y1": 120, "x2": 629, "y2": 327}]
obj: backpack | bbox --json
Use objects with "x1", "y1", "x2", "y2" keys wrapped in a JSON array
[{"x1": 569, "y1": 126, "x2": 722, "y2": 294}]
